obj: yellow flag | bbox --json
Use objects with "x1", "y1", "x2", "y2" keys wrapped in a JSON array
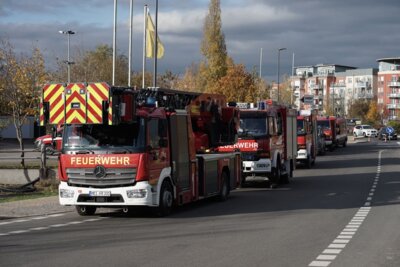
[{"x1": 146, "y1": 11, "x2": 164, "y2": 59}]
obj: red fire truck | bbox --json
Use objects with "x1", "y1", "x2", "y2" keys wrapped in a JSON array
[
  {"x1": 317, "y1": 116, "x2": 336, "y2": 151},
  {"x1": 218, "y1": 101, "x2": 297, "y2": 188},
  {"x1": 40, "y1": 82, "x2": 241, "y2": 216},
  {"x1": 296, "y1": 110, "x2": 317, "y2": 168}
]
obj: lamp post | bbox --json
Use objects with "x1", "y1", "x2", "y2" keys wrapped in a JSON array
[
  {"x1": 277, "y1": 47, "x2": 287, "y2": 103},
  {"x1": 59, "y1": 30, "x2": 75, "y2": 83}
]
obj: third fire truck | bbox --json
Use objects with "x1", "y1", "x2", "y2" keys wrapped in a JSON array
[
  {"x1": 218, "y1": 100, "x2": 297, "y2": 188},
  {"x1": 40, "y1": 82, "x2": 241, "y2": 216}
]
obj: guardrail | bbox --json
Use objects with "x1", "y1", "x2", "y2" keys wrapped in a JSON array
[{"x1": 0, "y1": 144, "x2": 50, "y2": 180}]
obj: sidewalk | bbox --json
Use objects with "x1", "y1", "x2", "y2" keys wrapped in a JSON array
[{"x1": 0, "y1": 196, "x2": 74, "y2": 219}]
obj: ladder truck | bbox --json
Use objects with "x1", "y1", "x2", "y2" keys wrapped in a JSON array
[{"x1": 40, "y1": 82, "x2": 241, "y2": 216}]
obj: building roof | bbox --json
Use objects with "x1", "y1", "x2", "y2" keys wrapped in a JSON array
[{"x1": 376, "y1": 57, "x2": 400, "y2": 64}]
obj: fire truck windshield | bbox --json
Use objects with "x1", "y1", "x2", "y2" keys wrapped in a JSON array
[
  {"x1": 63, "y1": 118, "x2": 145, "y2": 152},
  {"x1": 317, "y1": 120, "x2": 330, "y2": 129},
  {"x1": 239, "y1": 117, "x2": 267, "y2": 137},
  {"x1": 297, "y1": 120, "x2": 306, "y2": 135}
]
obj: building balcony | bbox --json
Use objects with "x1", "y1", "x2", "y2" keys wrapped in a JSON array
[
  {"x1": 388, "y1": 81, "x2": 400, "y2": 87},
  {"x1": 355, "y1": 82, "x2": 370, "y2": 88},
  {"x1": 387, "y1": 103, "x2": 400, "y2": 109},
  {"x1": 388, "y1": 93, "x2": 400, "y2": 98},
  {"x1": 309, "y1": 84, "x2": 322, "y2": 90},
  {"x1": 357, "y1": 93, "x2": 374, "y2": 99},
  {"x1": 314, "y1": 94, "x2": 323, "y2": 99}
]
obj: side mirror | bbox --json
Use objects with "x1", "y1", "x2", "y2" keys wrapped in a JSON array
[{"x1": 51, "y1": 126, "x2": 57, "y2": 139}]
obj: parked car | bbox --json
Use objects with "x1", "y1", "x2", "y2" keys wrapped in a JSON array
[
  {"x1": 34, "y1": 125, "x2": 63, "y2": 154},
  {"x1": 353, "y1": 125, "x2": 377, "y2": 138},
  {"x1": 377, "y1": 126, "x2": 397, "y2": 140}
]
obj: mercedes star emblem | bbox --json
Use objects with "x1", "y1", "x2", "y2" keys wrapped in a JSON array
[{"x1": 94, "y1": 165, "x2": 106, "y2": 178}]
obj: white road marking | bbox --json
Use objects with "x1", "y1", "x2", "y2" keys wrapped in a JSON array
[
  {"x1": 328, "y1": 244, "x2": 346, "y2": 249},
  {"x1": 323, "y1": 249, "x2": 342, "y2": 254},
  {"x1": 0, "y1": 214, "x2": 66, "y2": 226},
  {"x1": 317, "y1": 255, "x2": 337, "y2": 260},
  {"x1": 309, "y1": 260, "x2": 331, "y2": 267},
  {"x1": 0, "y1": 216, "x2": 108, "y2": 237},
  {"x1": 308, "y1": 150, "x2": 383, "y2": 267}
]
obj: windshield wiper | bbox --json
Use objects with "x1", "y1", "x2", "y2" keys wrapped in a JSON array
[
  {"x1": 110, "y1": 148, "x2": 133, "y2": 154},
  {"x1": 75, "y1": 149, "x2": 95, "y2": 154}
]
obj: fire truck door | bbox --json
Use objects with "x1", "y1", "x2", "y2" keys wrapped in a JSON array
[
  {"x1": 147, "y1": 118, "x2": 168, "y2": 186},
  {"x1": 169, "y1": 112, "x2": 190, "y2": 190}
]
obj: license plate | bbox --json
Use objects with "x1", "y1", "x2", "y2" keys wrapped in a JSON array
[{"x1": 89, "y1": 191, "x2": 111, "y2": 197}]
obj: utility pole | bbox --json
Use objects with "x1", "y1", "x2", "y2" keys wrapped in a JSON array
[{"x1": 58, "y1": 30, "x2": 75, "y2": 83}]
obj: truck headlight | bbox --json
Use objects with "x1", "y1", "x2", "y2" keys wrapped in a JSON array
[
  {"x1": 127, "y1": 189, "x2": 147, "y2": 198},
  {"x1": 59, "y1": 189, "x2": 74, "y2": 198}
]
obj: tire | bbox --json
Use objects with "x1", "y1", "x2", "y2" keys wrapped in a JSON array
[
  {"x1": 281, "y1": 162, "x2": 290, "y2": 184},
  {"x1": 363, "y1": 132, "x2": 367, "y2": 137},
  {"x1": 270, "y1": 161, "x2": 281, "y2": 188},
  {"x1": 343, "y1": 140, "x2": 347, "y2": 147},
  {"x1": 218, "y1": 171, "x2": 230, "y2": 201},
  {"x1": 305, "y1": 155, "x2": 312, "y2": 169},
  {"x1": 76, "y1": 205, "x2": 96, "y2": 216},
  {"x1": 155, "y1": 180, "x2": 174, "y2": 217},
  {"x1": 353, "y1": 132, "x2": 357, "y2": 137}
]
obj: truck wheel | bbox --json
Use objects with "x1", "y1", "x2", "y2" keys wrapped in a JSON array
[
  {"x1": 76, "y1": 205, "x2": 96, "y2": 216},
  {"x1": 218, "y1": 171, "x2": 230, "y2": 201},
  {"x1": 281, "y1": 164, "x2": 290, "y2": 184},
  {"x1": 270, "y1": 162, "x2": 281, "y2": 188},
  {"x1": 155, "y1": 180, "x2": 173, "y2": 217},
  {"x1": 306, "y1": 156, "x2": 312, "y2": 169}
]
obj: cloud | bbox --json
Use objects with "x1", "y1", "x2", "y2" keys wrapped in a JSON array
[{"x1": 1, "y1": 0, "x2": 400, "y2": 82}]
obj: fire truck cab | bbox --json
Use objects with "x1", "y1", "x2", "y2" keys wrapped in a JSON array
[
  {"x1": 296, "y1": 110, "x2": 317, "y2": 168},
  {"x1": 317, "y1": 116, "x2": 337, "y2": 151},
  {"x1": 40, "y1": 83, "x2": 241, "y2": 216},
  {"x1": 219, "y1": 101, "x2": 297, "y2": 188}
]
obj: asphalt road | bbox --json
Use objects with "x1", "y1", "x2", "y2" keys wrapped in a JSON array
[{"x1": 1, "y1": 139, "x2": 400, "y2": 267}]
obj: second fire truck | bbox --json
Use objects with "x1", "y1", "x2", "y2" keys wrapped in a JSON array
[{"x1": 218, "y1": 100, "x2": 297, "y2": 188}]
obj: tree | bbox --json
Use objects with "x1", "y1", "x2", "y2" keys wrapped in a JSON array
[
  {"x1": 366, "y1": 100, "x2": 380, "y2": 127},
  {"x1": 201, "y1": 0, "x2": 227, "y2": 92},
  {"x1": 208, "y1": 60, "x2": 257, "y2": 102},
  {"x1": 348, "y1": 99, "x2": 371, "y2": 122},
  {"x1": 158, "y1": 70, "x2": 179, "y2": 89},
  {"x1": 0, "y1": 39, "x2": 47, "y2": 165},
  {"x1": 51, "y1": 44, "x2": 129, "y2": 86},
  {"x1": 176, "y1": 63, "x2": 202, "y2": 92}
]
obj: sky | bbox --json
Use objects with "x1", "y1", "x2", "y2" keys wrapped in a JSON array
[{"x1": 1, "y1": 0, "x2": 400, "y2": 82}]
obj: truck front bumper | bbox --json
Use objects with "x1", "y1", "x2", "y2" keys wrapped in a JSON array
[
  {"x1": 296, "y1": 149, "x2": 308, "y2": 160},
  {"x1": 59, "y1": 181, "x2": 157, "y2": 207},
  {"x1": 242, "y1": 159, "x2": 272, "y2": 174}
]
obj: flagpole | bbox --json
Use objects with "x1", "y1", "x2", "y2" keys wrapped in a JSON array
[
  {"x1": 142, "y1": 5, "x2": 147, "y2": 88},
  {"x1": 128, "y1": 0, "x2": 133, "y2": 87},
  {"x1": 153, "y1": 0, "x2": 158, "y2": 87},
  {"x1": 112, "y1": 0, "x2": 117, "y2": 86}
]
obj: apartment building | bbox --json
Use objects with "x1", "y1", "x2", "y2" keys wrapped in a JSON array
[
  {"x1": 291, "y1": 64, "x2": 356, "y2": 114},
  {"x1": 377, "y1": 57, "x2": 400, "y2": 120},
  {"x1": 337, "y1": 68, "x2": 378, "y2": 115}
]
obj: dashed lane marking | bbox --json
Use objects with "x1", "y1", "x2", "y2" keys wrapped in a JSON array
[
  {"x1": 0, "y1": 216, "x2": 108, "y2": 237},
  {"x1": 308, "y1": 150, "x2": 383, "y2": 267}
]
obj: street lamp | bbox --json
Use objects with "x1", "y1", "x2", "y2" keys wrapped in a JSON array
[
  {"x1": 59, "y1": 30, "x2": 75, "y2": 83},
  {"x1": 277, "y1": 47, "x2": 287, "y2": 103}
]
